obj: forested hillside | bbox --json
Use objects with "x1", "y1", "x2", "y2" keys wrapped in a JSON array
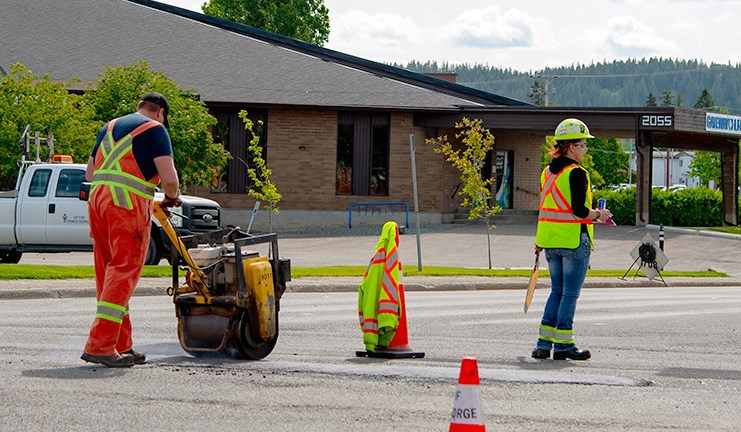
[{"x1": 397, "y1": 58, "x2": 741, "y2": 113}]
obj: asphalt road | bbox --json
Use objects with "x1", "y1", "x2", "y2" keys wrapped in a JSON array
[{"x1": 1, "y1": 286, "x2": 739, "y2": 431}]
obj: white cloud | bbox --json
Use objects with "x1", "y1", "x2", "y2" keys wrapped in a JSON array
[
  {"x1": 446, "y1": 7, "x2": 540, "y2": 49},
  {"x1": 330, "y1": 9, "x2": 419, "y2": 49},
  {"x1": 604, "y1": 16, "x2": 678, "y2": 57},
  {"x1": 162, "y1": 0, "x2": 741, "y2": 71}
]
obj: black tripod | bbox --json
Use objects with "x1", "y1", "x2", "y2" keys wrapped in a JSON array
[{"x1": 620, "y1": 243, "x2": 667, "y2": 286}]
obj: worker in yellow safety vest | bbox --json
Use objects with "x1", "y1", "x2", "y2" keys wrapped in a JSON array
[
  {"x1": 531, "y1": 118, "x2": 613, "y2": 361},
  {"x1": 358, "y1": 221, "x2": 402, "y2": 352}
]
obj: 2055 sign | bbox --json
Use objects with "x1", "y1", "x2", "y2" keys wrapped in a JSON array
[{"x1": 641, "y1": 115, "x2": 673, "y2": 128}]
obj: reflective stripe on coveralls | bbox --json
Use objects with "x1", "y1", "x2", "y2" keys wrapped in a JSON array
[
  {"x1": 95, "y1": 301, "x2": 128, "y2": 324},
  {"x1": 84, "y1": 117, "x2": 164, "y2": 357},
  {"x1": 534, "y1": 164, "x2": 594, "y2": 249},
  {"x1": 358, "y1": 221, "x2": 402, "y2": 352},
  {"x1": 91, "y1": 119, "x2": 159, "y2": 209}
]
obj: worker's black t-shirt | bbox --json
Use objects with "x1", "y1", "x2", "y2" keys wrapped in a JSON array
[{"x1": 91, "y1": 113, "x2": 172, "y2": 181}]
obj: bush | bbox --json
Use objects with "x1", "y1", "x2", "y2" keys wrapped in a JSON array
[
  {"x1": 592, "y1": 188, "x2": 637, "y2": 226},
  {"x1": 651, "y1": 187, "x2": 722, "y2": 226},
  {"x1": 593, "y1": 187, "x2": 726, "y2": 227}
]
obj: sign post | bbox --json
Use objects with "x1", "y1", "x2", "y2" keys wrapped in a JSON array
[
  {"x1": 246, "y1": 201, "x2": 260, "y2": 234},
  {"x1": 409, "y1": 134, "x2": 423, "y2": 272}
]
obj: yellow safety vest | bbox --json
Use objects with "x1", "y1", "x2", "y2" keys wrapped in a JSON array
[
  {"x1": 535, "y1": 164, "x2": 594, "y2": 249},
  {"x1": 358, "y1": 221, "x2": 402, "y2": 352}
]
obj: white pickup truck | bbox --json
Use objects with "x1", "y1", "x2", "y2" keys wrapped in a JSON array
[{"x1": 0, "y1": 158, "x2": 221, "y2": 265}]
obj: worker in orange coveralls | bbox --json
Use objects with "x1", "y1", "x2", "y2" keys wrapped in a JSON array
[{"x1": 81, "y1": 92, "x2": 181, "y2": 368}]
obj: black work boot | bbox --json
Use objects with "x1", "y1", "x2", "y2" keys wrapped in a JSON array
[
  {"x1": 553, "y1": 348, "x2": 591, "y2": 361},
  {"x1": 81, "y1": 352, "x2": 135, "y2": 368},
  {"x1": 121, "y1": 349, "x2": 146, "y2": 365},
  {"x1": 531, "y1": 348, "x2": 551, "y2": 359}
]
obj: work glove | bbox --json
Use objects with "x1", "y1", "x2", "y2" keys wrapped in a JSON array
[
  {"x1": 159, "y1": 194, "x2": 183, "y2": 217},
  {"x1": 161, "y1": 194, "x2": 183, "y2": 209}
]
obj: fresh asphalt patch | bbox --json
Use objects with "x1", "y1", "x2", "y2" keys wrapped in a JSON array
[{"x1": 154, "y1": 358, "x2": 652, "y2": 387}]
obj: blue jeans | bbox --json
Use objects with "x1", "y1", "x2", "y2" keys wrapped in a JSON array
[{"x1": 536, "y1": 232, "x2": 591, "y2": 352}]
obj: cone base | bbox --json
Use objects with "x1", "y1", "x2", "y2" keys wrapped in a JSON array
[{"x1": 355, "y1": 349, "x2": 426, "y2": 359}]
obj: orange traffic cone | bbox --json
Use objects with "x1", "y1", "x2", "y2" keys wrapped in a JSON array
[
  {"x1": 449, "y1": 357, "x2": 486, "y2": 432},
  {"x1": 368, "y1": 278, "x2": 425, "y2": 358},
  {"x1": 356, "y1": 279, "x2": 425, "y2": 358}
]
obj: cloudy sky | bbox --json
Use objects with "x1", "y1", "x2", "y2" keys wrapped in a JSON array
[{"x1": 162, "y1": 0, "x2": 741, "y2": 72}]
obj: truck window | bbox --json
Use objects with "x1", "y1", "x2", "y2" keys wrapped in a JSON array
[
  {"x1": 28, "y1": 169, "x2": 52, "y2": 197},
  {"x1": 55, "y1": 169, "x2": 86, "y2": 198}
]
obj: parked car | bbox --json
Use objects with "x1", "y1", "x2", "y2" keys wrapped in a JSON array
[
  {"x1": 652, "y1": 184, "x2": 687, "y2": 192},
  {"x1": 0, "y1": 156, "x2": 221, "y2": 264}
]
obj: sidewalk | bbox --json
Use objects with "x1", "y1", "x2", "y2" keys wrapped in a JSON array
[{"x1": 3, "y1": 223, "x2": 739, "y2": 300}]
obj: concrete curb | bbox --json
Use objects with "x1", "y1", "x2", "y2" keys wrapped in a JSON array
[
  {"x1": 1, "y1": 276, "x2": 739, "y2": 300},
  {"x1": 646, "y1": 224, "x2": 741, "y2": 240}
]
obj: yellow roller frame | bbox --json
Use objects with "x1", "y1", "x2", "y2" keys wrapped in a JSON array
[{"x1": 152, "y1": 202, "x2": 212, "y2": 303}]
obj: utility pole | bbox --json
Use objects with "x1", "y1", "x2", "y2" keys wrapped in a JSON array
[{"x1": 530, "y1": 74, "x2": 558, "y2": 106}]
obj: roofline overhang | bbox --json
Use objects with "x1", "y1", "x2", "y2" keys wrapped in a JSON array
[{"x1": 125, "y1": 0, "x2": 531, "y2": 107}]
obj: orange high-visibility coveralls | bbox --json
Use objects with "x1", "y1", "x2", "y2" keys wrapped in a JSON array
[{"x1": 83, "y1": 119, "x2": 161, "y2": 356}]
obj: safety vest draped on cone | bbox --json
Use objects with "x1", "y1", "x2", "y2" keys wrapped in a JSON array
[
  {"x1": 84, "y1": 118, "x2": 161, "y2": 356},
  {"x1": 535, "y1": 164, "x2": 594, "y2": 249},
  {"x1": 358, "y1": 221, "x2": 402, "y2": 352}
]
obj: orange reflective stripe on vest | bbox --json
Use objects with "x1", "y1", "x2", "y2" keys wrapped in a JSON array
[
  {"x1": 535, "y1": 165, "x2": 594, "y2": 249},
  {"x1": 539, "y1": 165, "x2": 582, "y2": 222},
  {"x1": 91, "y1": 118, "x2": 160, "y2": 209}
]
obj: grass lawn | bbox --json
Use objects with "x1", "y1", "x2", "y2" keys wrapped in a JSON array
[
  {"x1": 0, "y1": 264, "x2": 727, "y2": 280},
  {"x1": 706, "y1": 226, "x2": 741, "y2": 235}
]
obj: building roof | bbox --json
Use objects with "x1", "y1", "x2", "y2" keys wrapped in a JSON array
[{"x1": 0, "y1": 0, "x2": 529, "y2": 110}]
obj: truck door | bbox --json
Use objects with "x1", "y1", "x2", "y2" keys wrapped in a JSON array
[
  {"x1": 17, "y1": 168, "x2": 52, "y2": 244},
  {"x1": 46, "y1": 168, "x2": 92, "y2": 245}
]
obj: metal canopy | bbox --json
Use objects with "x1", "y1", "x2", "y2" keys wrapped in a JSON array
[{"x1": 415, "y1": 106, "x2": 740, "y2": 226}]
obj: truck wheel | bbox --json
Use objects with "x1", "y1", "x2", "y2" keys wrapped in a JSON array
[
  {"x1": 0, "y1": 251, "x2": 22, "y2": 264},
  {"x1": 144, "y1": 235, "x2": 162, "y2": 265}
]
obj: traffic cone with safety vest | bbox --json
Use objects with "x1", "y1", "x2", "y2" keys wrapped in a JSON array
[
  {"x1": 362, "y1": 277, "x2": 425, "y2": 358},
  {"x1": 449, "y1": 357, "x2": 485, "y2": 432},
  {"x1": 356, "y1": 222, "x2": 424, "y2": 359}
]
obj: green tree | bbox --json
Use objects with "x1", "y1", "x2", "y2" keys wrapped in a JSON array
[
  {"x1": 586, "y1": 137, "x2": 630, "y2": 188},
  {"x1": 693, "y1": 88, "x2": 716, "y2": 109},
  {"x1": 84, "y1": 61, "x2": 230, "y2": 188},
  {"x1": 540, "y1": 136, "x2": 605, "y2": 190},
  {"x1": 0, "y1": 63, "x2": 100, "y2": 190},
  {"x1": 660, "y1": 90, "x2": 673, "y2": 106},
  {"x1": 688, "y1": 151, "x2": 721, "y2": 187},
  {"x1": 675, "y1": 93, "x2": 684, "y2": 107},
  {"x1": 529, "y1": 80, "x2": 546, "y2": 106},
  {"x1": 238, "y1": 110, "x2": 281, "y2": 231},
  {"x1": 427, "y1": 118, "x2": 501, "y2": 269},
  {"x1": 202, "y1": 0, "x2": 330, "y2": 46},
  {"x1": 645, "y1": 92, "x2": 657, "y2": 106}
]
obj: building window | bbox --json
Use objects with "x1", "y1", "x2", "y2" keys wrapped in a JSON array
[
  {"x1": 336, "y1": 112, "x2": 389, "y2": 196},
  {"x1": 209, "y1": 107, "x2": 267, "y2": 194}
]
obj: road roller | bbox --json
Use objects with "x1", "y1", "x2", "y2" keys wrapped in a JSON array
[{"x1": 153, "y1": 202, "x2": 290, "y2": 360}]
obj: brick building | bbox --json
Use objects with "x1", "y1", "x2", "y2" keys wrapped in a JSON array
[{"x1": 2, "y1": 0, "x2": 737, "y2": 228}]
